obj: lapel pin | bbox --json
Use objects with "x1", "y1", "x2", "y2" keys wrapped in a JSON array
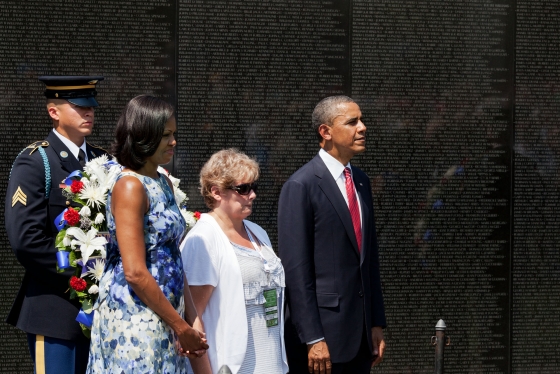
[
  {"x1": 90, "y1": 150, "x2": 95, "y2": 158},
  {"x1": 60, "y1": 151, "x2": 68, "y2": 158},
  {"x1": 359, "y1": 183, "x2": 363, "y2": 186}
]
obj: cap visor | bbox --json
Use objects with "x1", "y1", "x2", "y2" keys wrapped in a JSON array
[{"x1": 67, "y1": 97, "x2": 99, "y2": 107}]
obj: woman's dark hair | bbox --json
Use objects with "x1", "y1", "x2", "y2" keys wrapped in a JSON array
[{"x1": 112, "y1": 95, "x2": 174, "y2": 170}]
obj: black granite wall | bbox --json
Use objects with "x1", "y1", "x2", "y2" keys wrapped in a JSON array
[{"x1": 1, "y1": 0, "x2": 558, "y2": 372}]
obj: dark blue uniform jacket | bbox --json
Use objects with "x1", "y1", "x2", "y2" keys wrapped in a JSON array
[{"x1": 5, "y1": 131, "x2": 106, "y2": 341}]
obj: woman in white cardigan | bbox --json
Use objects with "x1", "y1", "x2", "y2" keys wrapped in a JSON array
[{"x1": 180, "y1": 149, "x2": 288, "y2": 374}]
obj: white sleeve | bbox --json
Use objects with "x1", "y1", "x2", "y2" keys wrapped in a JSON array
[{"x1": 180, "y1": 232, "x2": 219, "y2": 287}]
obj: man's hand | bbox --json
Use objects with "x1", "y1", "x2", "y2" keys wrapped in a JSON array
[
  {"x1": 371, "y1": 326, "x2": 385, "y2": 367},
  {"x1": 307, "y1": 340, "x2": 332, "y2": 374}
]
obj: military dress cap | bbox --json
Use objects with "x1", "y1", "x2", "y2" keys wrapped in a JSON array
[{"x1": 38, "y1": 76, "x2": 104, "y2": 108}]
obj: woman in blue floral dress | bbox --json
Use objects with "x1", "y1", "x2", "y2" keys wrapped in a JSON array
[{"x1": 87, "y1": 95, "x2": 208, "y2": 373}]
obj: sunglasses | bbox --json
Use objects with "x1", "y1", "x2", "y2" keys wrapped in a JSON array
[{"x1": 227, "y1": 182, "x2": 258, "y2": 195}]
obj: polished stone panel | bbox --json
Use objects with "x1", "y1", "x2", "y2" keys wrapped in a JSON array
[{"x1": 1, "y1": 0, "x2": 559, "y2": 372}]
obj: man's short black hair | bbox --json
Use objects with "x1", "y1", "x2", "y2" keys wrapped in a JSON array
[{"x1": 312, "y1": 95, "x2": 356, "y2": 142}]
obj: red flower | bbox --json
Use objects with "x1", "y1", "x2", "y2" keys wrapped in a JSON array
[
  {"x1": 70, "y1": 276, "x2": 87, "y2": 292},
  {"x1": 194, "y1": 211, "x2": 201, "y2": 220},
  {"x1": 70, "y1": 180, "x2": 84, "y2": 194},
  {"x1": 64, "y1": 208, "x2": 80, "y2": 226}
]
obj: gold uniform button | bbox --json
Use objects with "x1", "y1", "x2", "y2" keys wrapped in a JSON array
[{"x1": 66, "y1": 201, "x2": 71, "y2": 206}]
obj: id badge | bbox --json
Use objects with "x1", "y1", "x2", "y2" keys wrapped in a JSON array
[{"x1": 263, "y1": 289, "x2": 278, "y2": 327}]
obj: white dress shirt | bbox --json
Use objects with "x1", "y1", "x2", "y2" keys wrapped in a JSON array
[
  {"x1": 52, "y1": 129, "x2": 88, "y2": 163},
  {"x1": 318, "y1": 148, "x2": 363, "y2": 224}
]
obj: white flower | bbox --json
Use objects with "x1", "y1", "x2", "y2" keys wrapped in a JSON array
[
  {"x1": 84, "y1": 155, "x2": 109, "y2": 175},
  {"x1": 105, "y1": 165, "x2": 121, "y2": 189},
  {"x1": 97, "y1": 165, "x2": 121, "y2": 193},
  {"x1": 79, "y1": 206, "x2": 91, "y2": 217},
  {"x1": 174, "y1": 188, "x2": 187, "y2": 206},
  {"x1": 181, "y1": 209, "x2": 197, "y2": 230},
  {"x1": 94, "y1": 213, "x2": 105, "y2": 224},
  {"x1": 83, "y1": 156, "x2": 122, "y2": 197},
  {"x1": 66, "y1": 227, "x2": 107, "y2": 263},
  {"x1": 78, "y1": 179, "x2": 107, "y2": 209},
  {"x1": 157, "y1": 166, "x2": 169, "y2": 177},
  {"x1": 88, "y1": 285, "x2": 99, "y2": 294},
  {"x1": 63, "y1": 235, "x2": 72, "y2": 247},
  {"x1": 84, "y1": 258, "x2": 105, "y2": 281},
  {"x1": 156, "y1": 167, "x2": 188, "y2": 205},
  {"x1": 168, "y1": 174, "x2": 180, "y2": 189}
]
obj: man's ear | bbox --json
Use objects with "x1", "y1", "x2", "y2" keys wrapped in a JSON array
[
  {"x1": 318, "y1": 123, "x2": 332, "y2": 141},
  {"x1": 47, "y1": 105, "x2": 60, "y2": 121}
]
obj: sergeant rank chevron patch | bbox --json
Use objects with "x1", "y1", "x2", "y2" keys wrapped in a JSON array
[{"x1": 12, "y1": 186, "x2": 27, "y2": 207}]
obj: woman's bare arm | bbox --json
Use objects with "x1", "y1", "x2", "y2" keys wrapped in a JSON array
[
  {"x1": 112, "y1": 176, "x2": 208, "y2": 353},
  {"x1": 188, "y1": 285, "x2": 215, "y2": 374}
]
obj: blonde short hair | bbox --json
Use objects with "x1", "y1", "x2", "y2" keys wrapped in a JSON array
[{"x1": 200, "y1": 148, "x2": 260, "y2": 209}]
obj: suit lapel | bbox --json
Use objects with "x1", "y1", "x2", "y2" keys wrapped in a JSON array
[
  {"x1": 47, "y1": 131, "x2": 83, "y2": 175},
  {"x1": 313, "y1": 155, "x2": 360, "y2": 257}
]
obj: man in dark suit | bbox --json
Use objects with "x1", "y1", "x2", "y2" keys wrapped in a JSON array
[
  {"x1": 278, "y1": 95, "x2": 386, "y2": 374},
  {"x1": 5, "y1": 76, "x2": 106, "y2": 374}
]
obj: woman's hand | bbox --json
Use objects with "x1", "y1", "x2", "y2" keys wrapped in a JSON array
[
  {"x1": 177, "y1": 325, "x2": 208, "y2": 356},
  {"x1": 177, "y1": 327, "x2": 208, "y2": 359}
]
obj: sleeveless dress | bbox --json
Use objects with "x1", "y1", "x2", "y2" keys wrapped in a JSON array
[{"x1": 87, "y1": 171, "x2": 188, "y2": 374}]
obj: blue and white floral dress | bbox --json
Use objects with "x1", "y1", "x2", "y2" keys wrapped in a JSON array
[{"x1": 87, "y1": 171, "x2": 187, "y2": 374}]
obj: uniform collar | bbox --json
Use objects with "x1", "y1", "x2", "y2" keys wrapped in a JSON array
[{"x1": 52, "y1": 129, "x2": 87, "y2": 161}]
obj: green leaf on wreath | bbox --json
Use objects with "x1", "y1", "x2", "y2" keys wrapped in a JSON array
[
  {"x1": 74, "y1": 197, "x2": 87, "y2": 206},
  {"x1": 55, "y1": 229, "x2": 67, "y2": 249},
  {"x1": 79, "y1": 323, "x2": 91, "y2": 338},
  {"x1": 82, "y1": 299, "x2": 93, "y2": 314},
  {"x1": 56, "y1": 262, "x2": 65, "y2": 273},
  {"x1": 69, "y1": 251, "x2": 77, "y2": 267},
  {"x1": 69, "y1": 289, "x2": 77, "y2": 300}
]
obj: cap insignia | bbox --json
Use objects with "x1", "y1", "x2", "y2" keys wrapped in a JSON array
[
  {"x1": 12, "y1": 186, "x2": 27, "y2": 207},
  {"x1": 88, "y1": 80, "x2": 98, "y2": 84}
]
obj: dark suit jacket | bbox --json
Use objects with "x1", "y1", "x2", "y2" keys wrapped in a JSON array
[
  {"x1": 278, "y1": 154, "x2": 386, "y2": 363},
  {"x1": 5, "y1": 131, "x2": 106, "y2": 341}
]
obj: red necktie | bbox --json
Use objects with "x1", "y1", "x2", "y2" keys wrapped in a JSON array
[{"x1": 344, "y1": 167, "x2": 362, "y2": 252}]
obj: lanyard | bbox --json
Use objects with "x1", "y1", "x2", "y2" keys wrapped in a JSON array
[
  {"x1": 244, "y1": 224, "x2": 279, "y2": 327},
  {"x1": 244, "y1": 224, "x2": 272, "y2": 273}
]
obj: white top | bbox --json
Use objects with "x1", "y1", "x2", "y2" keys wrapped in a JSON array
[
  {"x1": 180, "y1": 213, "x2": 288, "y2": 374},
  {"x1": 318, "y1": 148, "x2": 362, "y2": 224},
  {"x1": 52, "y1": 128, "x2": 88, "y2": 162},
  {"x1": 231, "y1": 239, "x2": 285, "y2": 374}
]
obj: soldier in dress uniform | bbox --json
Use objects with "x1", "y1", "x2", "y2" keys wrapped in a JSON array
[{"x1": 5, "y1": 76, "x2": 107, "y2": 374}]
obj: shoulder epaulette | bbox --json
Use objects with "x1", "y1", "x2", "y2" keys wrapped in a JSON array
[
  {"x1": 26, "y1": 140, "x2": 49, "y2": 155},
  {"x1": 87, "y1": 142, "x2": 106, "y2": 151},
  {"x1": 86, "y1": 142, "x2": 108, "y2": 158},
  {"x1": 10, "y1": 141, "x2": 51, "y2": 198}
]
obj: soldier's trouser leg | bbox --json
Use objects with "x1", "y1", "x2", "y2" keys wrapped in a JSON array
[{"x1": 27, "y1": 333, "x2": 89, "y2": 374}]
